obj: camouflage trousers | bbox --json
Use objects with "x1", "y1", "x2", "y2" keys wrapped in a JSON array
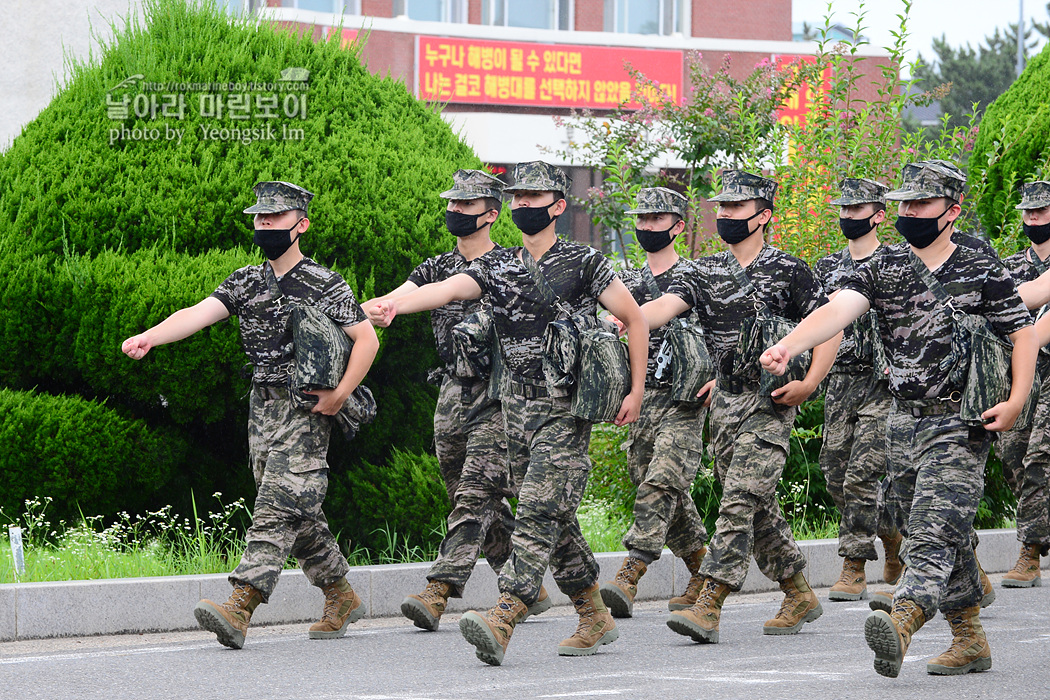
[
  {"x1": 884, "y1": 405, "x2": 990, "y2": 619},
  {"x1": 428, "y1": 374, "x2": 515, "y2": 596},
  {"x1": 820, "y1": 371, "x2": 897, "y2": 560},
  {"x1": 698, "y1": 384, "x2": 807, "y2": 591},
  {"x1": 622, "y1": 387, "x2": 709, "y2": 560},
  {"x1": 995, "y1": 371, "x2": 1050, "y2": 550},
  {"x1": 230, "y1": 385, "x2": 349, "y2": 602},
  {"x1": 497, "y1": 391, "x2": 599, "y2": 605}
]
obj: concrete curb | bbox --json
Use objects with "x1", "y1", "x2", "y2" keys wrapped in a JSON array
[{"x1": 0, "y1": 528, "x2": 1022, "y2": 641}]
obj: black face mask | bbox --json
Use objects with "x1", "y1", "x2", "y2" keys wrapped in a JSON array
[
  {"x1": 716, "y1": 210, "x2": 765, "y2": 245},
  {"x1": 253, "y1": 218, "x2": 303, "y2": 260},
  {"x1": 445, "y1": 210, "x2": 493, "y2": 237},
  {"x1": 511, "y1": 203, "x2": 558, "y2": 235},
  {"x1": 839, "y1": 216, "x2": 877, "y2": 240},
  {"x1": 635, "y1": 224, "x2": 677, "y2": 252},
  {"x1": 895, "y1": 206, "x2": 953, "y2": 249},
  {"x1": 1024, "y1": 222, "x2": 1050, "y2": 246}
]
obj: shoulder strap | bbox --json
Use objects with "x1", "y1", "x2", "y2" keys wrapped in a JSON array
[
  {"x1": 641, "y1": 264, "x2": 663, "y2": 299},
  {"x1": 263, "y1": 263, "x2": 284, "y2": 301},
  {"x1": 521, "y1": 247, "x2": 575, "y2": 318},
  {"x1": 1031, "y1": 249, "x2": 1048, "y2": 276},
  {"x1": 726, "y1": 251, "x2": 766, "y2": 313},
  {"x1": 907, "y1": 249, "x2": 956, "y2": 312}
]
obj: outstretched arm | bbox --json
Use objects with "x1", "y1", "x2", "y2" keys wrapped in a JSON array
[
  {"x1": 770, "y1": 330, "x2": 843, "y2": 406},
  {"x1": 761, "y1": 290, "x2": 869, "y2": 376},
  {"x1": 121, "y1": 297, "x2": 230, "y2": 360},
  {"x1": 1019, "y1": 270, "x2": 1050, "y2": 309},
  {"x1": 599, "y1": 278, "x2": 649, "y2": 426},
  {"x1": 307, "y1": 320, "x2": 381, "y2": 415},
  {"x1": 640, "y1": 294, "x2": 691, "y2": 330},
  {"x1": 361, "y1": 280, "x2": 419, "y2": 317},
  {"x1": 368, "y1": 274, "x2": 483, "y2": 327}
]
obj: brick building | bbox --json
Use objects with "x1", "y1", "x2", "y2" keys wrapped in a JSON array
[{"x1": 255, "y1": 0, "x2": 889, "y2": 246}]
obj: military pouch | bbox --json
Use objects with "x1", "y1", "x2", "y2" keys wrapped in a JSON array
[
  {"x1": 727, "y1": 256, "x2": 811, "y2": 395},
  {"x1": 641, "y1": 265, "x2": 714, "y2": 404},
  {"x1": 851, "y1": 309, "x2": 890, "y2": 377},
  {"x1": 451, "y1": 305, "x2": 496, "y2": 380},
  {"x1": 266, "y1": 266, "x2": 377, "y2": 440},
  {"x1": 522, "y1": 247, "x2": 631, "y2": 420},
  {"x1": 909, "y1": 252, "x2": 1031, "y2": 429}
]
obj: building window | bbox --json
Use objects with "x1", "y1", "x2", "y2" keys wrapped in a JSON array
[
  {"x1": 394, "y1": 0, "x2": 468, "y2": 22},
  {"x1": 277, "y1": 1, "x2": 362, "y2": 12},
  {"x1": 604, "y1": 0, "x2": 680, "y2": 35},
  {"x1": 483, "y1": 0, "x2": 573, "y2": 31}
]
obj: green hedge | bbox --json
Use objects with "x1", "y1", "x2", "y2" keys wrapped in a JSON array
[
  {"x1": 0, "y1": 389, "x2": 183, "y2": 522},
  {"x1": 971, "y1": 43, "x2": 1050, "y2": 238}
]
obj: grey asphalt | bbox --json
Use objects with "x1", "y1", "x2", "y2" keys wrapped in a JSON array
[{"x1": 2, "y1": 573, "x2": 1048, "y2": 700}]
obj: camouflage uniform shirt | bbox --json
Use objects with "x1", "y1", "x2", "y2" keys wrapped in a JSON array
[
  {"x1": 463, "y1": 238, "x2": 617, "y2": 382},
  {"x1": 814, "y1": 247, "x2": 879, "y2": 369},
  {"x1": 408, "y1": 246, "x2": 497, "y2": 371},
  {"x1": 667, "y1": 245, "x2": 827, "y2": 381},
  {"x1": 619, "y1": 258, "x2": 693, "y2": 387},
  {"x1": 211, "y1": 257, "x2": 366, "y2": 383},
  {"x1": 840, "y1": 242, "x2": 1031, "y2": 401}
]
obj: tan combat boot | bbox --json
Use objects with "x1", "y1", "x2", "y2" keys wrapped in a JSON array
[
  {"x1": 558, "y1": 583, "x2": 620, "y2": 656},
  {"x1": 666, "y1": 578, "x2": 730, "y2": 643},
  {"x1": 868, "y1": 590, "x2": 893, "y2": 613},
  {"x1": 525, "y1": 584, "x2": 554, "y2": 619},
  {"x1": 829, "y1": 557, "x2": 868, "y2": 601},
  {"x1": 864, "y1": 597, "x2": 925, "y2": 678},
  {"x1": 880, "y1": 531, "x2": 904, "y2": 585},
  {"x1": 459, "y1": 592, "x2": 528, "y2": 666},
  {"x1": 193, "y1": 583, "x2": 263, "y2": 649},
  {"x1": 401, "y1": 580, "x2": 451, "y2": 631},
  {"x1": 763, "y1": 572, "x2": 823, "y2": 635},
  {"x1": 599, "y1": 556, "x2": 648, "y2": 618},
  {"x1": 310, "y1": 577, "x2": 365, "y2": 639},
  {"x1": 978, "y1": 560, "x2": 996, "y2": 607},
  {"x1": 668, "y1": 547, "x2": 707, "y2": 611},
  {"x1": 1001, "y1": 543, "x2": 1043, "y2": 588},
  {"x1": 926, "y1": 606, "x2": 992, "y2": 675}
]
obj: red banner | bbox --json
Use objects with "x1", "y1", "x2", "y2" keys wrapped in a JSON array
[
  {"x1": 416, "y1": 36, "x2": 682, "y2": 109},
  {"x1": 775, "y1": 55, "x2": 833, "y2": 127}
]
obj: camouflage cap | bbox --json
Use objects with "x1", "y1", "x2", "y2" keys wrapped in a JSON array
[
  {"x1": 503, "y1": 160, "x2": 572, "y2": 194},
  {"x1": 829, "y1": 177, "x2": 890, "y2": 206},
  {"x1": 439, "y1": 169, "x2": 505, "y2": 201},
  {"x1": 885, "y1": 160, "x2": 966, "y2": 202},
  {"x1": 625, "y1": 187, "x2": 689, "y2": 218},
  {"x1": 243, "y1": 181, "x2": 315, "y2": 214},
  {"x1": 708, "y1": 170, "x2": 778, "y2": 203},
  {"x1": 1016, "y1": 181, "x2": 1050, "y2": 210}
]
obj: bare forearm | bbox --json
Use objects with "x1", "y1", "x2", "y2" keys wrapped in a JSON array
[
  {"x1": 1019, "y1": 276, "x2": 1050, "y2": 310},
  {"x1": 623, "y1": 316, "x2": 649, "y2": 396},
  {"x1": 1008, "y1": 326, "x2": 1039, "y2": 407},
  {"x1": 802, "y1": 331, "x2": 842, "y2": 389},
  {"x1": 144, "y1": 302, "x2": 226, "y2": 347}
]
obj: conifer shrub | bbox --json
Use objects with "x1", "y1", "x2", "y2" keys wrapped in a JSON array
[
  {"x1": 0, "y1": 389, "x2": 183, "y2": 522},
  {"x1": 970, "y1": 44, "x2": 1050, "y2": 237},
  {"x1": 0, "y1": 0, "x2": 520, "y2": 552}
]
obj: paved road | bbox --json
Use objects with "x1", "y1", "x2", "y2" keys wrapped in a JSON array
[{"x1": 2, "y1": 575, "x2": 1048, "y2": 700}]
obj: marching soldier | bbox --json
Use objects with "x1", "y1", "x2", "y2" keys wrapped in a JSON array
[
  {"x1": 369, "y1": 161, "x2": 649, "y2": 665},
  {"x1": 813, "y1": 178, "x2": 903, "y2": 601},
  {"x1": 122, "y1": 182, "x2": 380, "y2": 648},
  {"x1": 761, "y1": 161, "x2": 1038, "y2": 678},
  {"x1": 599, "y1": 187, "x2": 712, "y2": 617},
  {"x1": 642, "y1": 170, "x2": 840, "y2": 644}
]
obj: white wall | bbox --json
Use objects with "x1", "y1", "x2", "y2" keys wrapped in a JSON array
[{"x1": 2, "y1": 0, "x2": 145, "y2": 151}]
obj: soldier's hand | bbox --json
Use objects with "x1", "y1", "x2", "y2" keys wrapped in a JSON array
[
  {"x1": 760, "y1": 343, "x2": 790, "y2": 376},
  {"x1": 613, "y1": 391, "x2": 643, "y2": 426},
  {"x1": 121, "y1": 334, "x2": 152, "y2": 360},
  {"x1": 608, "y1": 315, "x2": 627, "y2": 337},
  {"x1": 982, "y1": 400, "x2": 1021, "y2": 432},
  {"x1": 368, "y1": 301, "x2": 397, "y2": 328},
  {"x1": 697, "y1": 379, "x2": 716, "y2": 407},
  {"x1": 771, "y1": 379, "x2": 812, "y2": 406},
  {"x1": 304, "y1": 387, "x2": 349, "y2": 416}
]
